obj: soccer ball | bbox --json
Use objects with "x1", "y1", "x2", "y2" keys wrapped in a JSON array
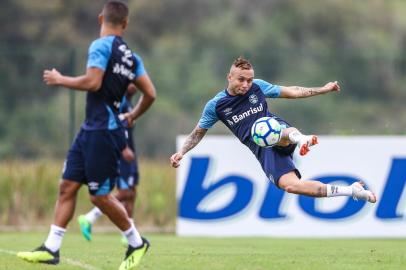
[{"x1": 251, "y1": 117, "x2": 283, "y2": 147}]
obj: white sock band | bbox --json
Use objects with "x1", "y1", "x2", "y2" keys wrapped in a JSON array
[
  {"x1": 326, "y1": 184, "x2": 353, "y2": 197},
  {"x1": 44, "y1": 224, "x2": 66, "y2": 252},
  {"x1": 288, "y1": 130, "x2": 303, "y2": 144},
  {"x1": 123, "y1": 223, "x2": 143, "y2": 248},
  {"x1": 121, "y1": 219, "x2": 135, "y2": 237}
]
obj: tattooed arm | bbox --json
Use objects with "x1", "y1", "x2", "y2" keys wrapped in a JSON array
[
  {"x1": 279, "y1": 81, "x2": 341, "y2": 99},
  {"x1": 170, "y1": 125, "x2": 208, "y2": 168}
]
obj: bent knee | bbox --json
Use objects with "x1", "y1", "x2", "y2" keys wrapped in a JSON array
[
  {"x1": 283, "y1": 184, "x2": 301, "y2": 194},
  {"x1": 58, "y1": 180, "x2": 80, "y2": 199},
  {"x1": 118, "y1": 190, "x2": 135, "y2": 201},
  {"x1": 278, "y1": 171, "x2": 300, "y2": 191},
  {"x1": 90, "y1": 194, "x2": 110, "y2": 206}
]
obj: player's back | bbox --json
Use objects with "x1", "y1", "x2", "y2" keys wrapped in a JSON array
[{"x1": 83, "y1": 35, "x2": 138, "y2": 131}]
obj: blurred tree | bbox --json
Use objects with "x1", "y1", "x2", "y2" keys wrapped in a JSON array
[{"x1": 1, "y1": 0, "x2": 406, "y2": 158}]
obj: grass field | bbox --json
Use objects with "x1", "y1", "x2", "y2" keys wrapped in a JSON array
[{"x1": 0, "y1": 232, "x2": 405, "y2": 270}]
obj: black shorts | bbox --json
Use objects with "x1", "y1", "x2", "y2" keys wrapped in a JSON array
[
  {"x1": 250, "y1": 115, "x2": 301, "y2": 187},
  {"x1": 62, "y1": 128, "x2": 126, "y2": 195},
  {"x1": 116, "y1": 157, "x2": 139, "y2": 189}
]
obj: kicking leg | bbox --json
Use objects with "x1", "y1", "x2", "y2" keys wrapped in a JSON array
[
  {"x1": 279, "y1": 127, "x2": 318, "y2": 156},
  {"x1": 279, "y1": 171, "x2": 327, "y2": 197},
  {"x1": 279, "y1": 171, "x2": 377, "y2": 202}
]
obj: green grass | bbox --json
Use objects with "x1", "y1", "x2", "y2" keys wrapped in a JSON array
[{"x1": 0, "y1": 232, "x2": 405, "y2": 270}]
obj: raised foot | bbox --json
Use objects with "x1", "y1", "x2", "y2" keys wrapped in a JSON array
[
  {"x1": 299, "y1": 135, "x2": 318, "y2": 156},
  {"x1": 77, "y1": 215, "x2": 92, "y2": 241}
]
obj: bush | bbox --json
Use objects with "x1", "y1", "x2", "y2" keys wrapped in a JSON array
[{"x1": 0, "y1": 159, "x2": 176, "y2": 231}]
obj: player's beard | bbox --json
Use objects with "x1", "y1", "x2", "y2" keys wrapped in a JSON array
[{"x1": 237, "y1": 88, "x2": 249, "y2": 95}]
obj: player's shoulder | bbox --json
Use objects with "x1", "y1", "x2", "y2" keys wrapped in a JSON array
[
  {"x1": 206, "y1": 90, "x2": 227, "y2": 106},
  {"x1": 89, "y1": 36, "x2": 116, "y2": 51},
  {"x1": 253, "y1": 78, "x2": 281, "y2": 98},
  {"x1": 132, "y1": 52, "x2": 144, "y2": 65},
  {"x1": 132, "y1": 52, "x2": 142, "y2": 60},
  {"x1": 253, "y1": 78, "x2": 272, "y2": 86},
  {"x1": 253, "y1": 78, "x2": 280, "y2": 91}
]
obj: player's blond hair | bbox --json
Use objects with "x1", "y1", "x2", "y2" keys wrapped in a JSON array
[{"x1": 232, "y1": 57, "x2": 253, "y2": 70}]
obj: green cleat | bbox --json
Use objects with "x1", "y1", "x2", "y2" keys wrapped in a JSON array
[
  {"x1": 17, "y1": 245, "x2": 60, "y2": 265},
  {"x1": 119, "y1": 237, "x2": 150, "y2": 270},
  {"x1": 77, "y1": 215, "x2": 92, "y2": 241}
]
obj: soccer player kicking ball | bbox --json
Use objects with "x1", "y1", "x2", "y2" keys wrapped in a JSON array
[
  {"x1": 170, "y1": 57, "x2": 376, "y2": 203},
  {"x1": 17, "y1": 1, "x2": 156, "y2": 269}
]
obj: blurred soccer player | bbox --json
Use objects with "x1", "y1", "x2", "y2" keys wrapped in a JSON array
[
  {"x1": 170, "y1": 57, "x2": 376, "y2": 203},
  {"x1": 17, "y1": 1, "x2": 156, "y2": 269},
  {"x1": 78, "y1": 83, "x2": 142, "y2": 246}
]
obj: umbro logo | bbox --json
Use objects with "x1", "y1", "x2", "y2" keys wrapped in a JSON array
[
  {"x1": 128, "y1": 176, "x2": 134, "y2": 186},
  {"x1": 88, "y1": 182, "x2": 99, "y2": 190},
  {"x1": 113, "y1": 101, "x2": 121, "y2": 109},
  {"x1": 223, "y1": 107, "x2": 233, "y2": 116}
]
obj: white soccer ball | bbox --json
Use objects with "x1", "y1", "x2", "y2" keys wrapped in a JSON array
[{"x1": 251, "y1": 117, "x2": 283, "y2": 147}]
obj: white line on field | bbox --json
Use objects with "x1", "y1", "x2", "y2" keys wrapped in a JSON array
[
  {"x1": 0, "y1": 248, "x2": 102, "y2": 270},
  {"x1": 0, "y1": 249, "x2": 15, "y2": 256},
  {"x1": 63, "y1": 257, "x2": 101, "y2": 270}
]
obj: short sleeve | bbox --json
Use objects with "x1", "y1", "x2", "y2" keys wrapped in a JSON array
[
  {"x1": 198, "y1": 99, "x2": 219, "y2": 129},
  {"x1": 132, "y1": 53, "x2": 147, "y2": 79},
  {"x1": 254, "y1": 79, "x2": 281, "y2": 98},
  {"x1": 86, "y1": 37, "x2": 114, "y2": 70}
]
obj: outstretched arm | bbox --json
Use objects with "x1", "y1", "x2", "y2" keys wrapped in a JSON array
[
  {"x1": 170, "y1": 125, "x2": 208, "y2": 168},
  {"x1": 279, "y1": 81, "x2": 341, "y2": 99},
  {"x1": 43, "y1": 68, "x2": 104, "y2": 92}
]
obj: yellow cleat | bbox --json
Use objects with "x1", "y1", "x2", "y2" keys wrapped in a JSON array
[
  {"x1": 119, "y1": 237, "x2": 150, "y2": 270},
  {"x1": 17, "y1": 245, "x2": 60, "y2": 265}
]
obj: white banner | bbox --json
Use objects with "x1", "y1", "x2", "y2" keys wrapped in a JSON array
[{"x1": 176, "y1": 136, "x2": 406, "y2": 237}]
